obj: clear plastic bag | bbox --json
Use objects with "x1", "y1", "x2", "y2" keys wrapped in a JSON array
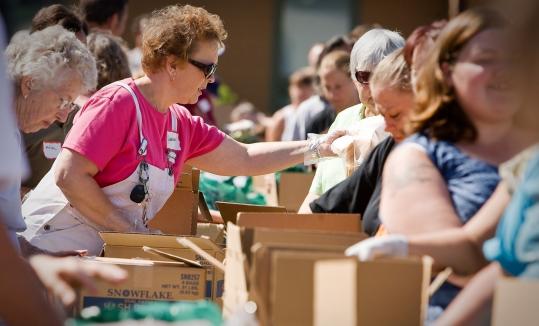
[{"x1": 330, "y1": 115, "x2": 389, "y2": 176}]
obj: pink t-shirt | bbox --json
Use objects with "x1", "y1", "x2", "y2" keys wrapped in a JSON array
[{"x1": 63, "y1": 78, "x2": 225, "y2": 187}]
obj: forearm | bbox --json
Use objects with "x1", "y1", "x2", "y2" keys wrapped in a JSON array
[
  {"x1": 435, "y1": 263, "x2": 501, "y2": 326},
  {"x1": 409, "y1": 183, "x2": 510, "y2": 274},
  {"x1": 240, "y1": 141, "x2": 308, "y2": 175},
  {"x1": 0, "y1": 224, "x2": 63, "y2": 326},
  {"x1": 193, "y1": 139, "x2": 310, "y2": 176},
  {"x1": 408, "y1": 228, "x2": 488, "y2": 275},
  {"x1": 56, "y1": 172, "x2": 131, "y2": 232}
]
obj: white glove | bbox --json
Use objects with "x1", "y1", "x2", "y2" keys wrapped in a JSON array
[{"x1": 345, "y1": 234, "x2": 409, "y2": 261}]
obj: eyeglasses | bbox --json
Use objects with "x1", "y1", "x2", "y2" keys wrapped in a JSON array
[
  {"x1": 355, "y1": 70, "x2": 371, "y2": 85},
  {"x1": 55, "y1": 92, "x2": 77, "y2": 113},
  {"x1": 188, "y1": 58, "x2": 217, "y2": 79}
]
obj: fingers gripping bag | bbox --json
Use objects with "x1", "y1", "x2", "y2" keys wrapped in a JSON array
[{"x1": 330, "y1": 115, "x2": 389, "y2": 176}]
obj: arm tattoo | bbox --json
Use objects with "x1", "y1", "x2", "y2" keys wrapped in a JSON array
[{"x1": 386, "y1": 159, "x2": 436, "y2": 197}]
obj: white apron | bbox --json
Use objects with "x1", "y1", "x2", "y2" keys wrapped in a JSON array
[{"x1": 20, "y1": 82, "x2": 179, "y2": 255}]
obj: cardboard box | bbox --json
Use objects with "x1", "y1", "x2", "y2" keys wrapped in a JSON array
[
  {"x1": 252, "y1": 173, "x2": 278, "y2": 206},
  {"x1": 99, "y1": 232, "x2": 224, "y2": 302},
  {"x1": 223, "y1": 222, "x2": 367, "y2": 318},
  {"x1": 79, "y1": 257, "x2": 206, "y2": 311},
  {"x1": 249, "y1": 245, "x2": 347, "y2": 326},
  {"x1": 196, "y1": 223, "x2": 226, "y2": 247},
  {"x1": 492, "y1": 277, "x2": 539, "y2": 326},
  {"x1": 148, "y1": 166, "x2": 200, "y2": 235},
  {"x1": 278, "y1": 172, "x2": 315, "y2": 212},
  {"x1": 236, "y1": 212, "x2": 362, "y2": 233},
  {"x1": 248, "y1": 228, "x2": 367, "y2": 251},
  {"x1": 314, "y1": 257, "x2": 432, "y2": 326},
  {"x1": 216, "y1": 201, "x2": 287, "y2": 226},
  {"x1": 177, "y1": 165, "x2": 200, "y2": 192}
]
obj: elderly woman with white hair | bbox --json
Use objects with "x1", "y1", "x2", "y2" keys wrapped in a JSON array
[
  {"x1": 299, "y1": 28, "x2": 405, "y2": 212},
  {"x1": 0, "y1": 25, "x2": 97, "y2": 251},
  {"x1": 0, "y1": 22, "x2": 130, "y2": 325}
]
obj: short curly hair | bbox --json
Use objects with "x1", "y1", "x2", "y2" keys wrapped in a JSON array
[
  {"x1": 5, "y1": 25, "x2": 97, "y2": 93},
  {"x1": 409, "y1": 7, "x2": 507, "y2": 143},
  {"x1": 141, "y1": 5, "x2": 227, "y2": 74}
]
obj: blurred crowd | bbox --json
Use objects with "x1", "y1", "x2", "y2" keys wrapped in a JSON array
[{"x1": 0, "y1": 0, "x2": 538, "y2": 325}]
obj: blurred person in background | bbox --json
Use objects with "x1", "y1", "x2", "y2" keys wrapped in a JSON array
[
  {"x1": 227, "y1": 101, "x2": 271, "y2": 143},
  {"x1": 182, "y1": 89, "x2": 219, "y2": 126},
  {"x1": 86, "y1": 32, "x2": 131, "y2": 91},
  {"x1": 127, "y1": 13, "x2": 149, "y2": 77},
  {"x1": 306, "y1": 50, "x2": 359, "y2": 135},
  {"x1": 307, "y1": 42, "x2": 324, "y2": 69},
  {"x1": 31, "y1": 4, "x2": 88, "y2": 43},
  {"x1": 285, "y1": 35, "x2": 353, "y2": 141},
  {"x1": 78, "y1": 0, "x2": 129, "y2": 37},
  {"x1": 305, "y1": 28, "x2": 378, "y2": 137},
  {"x1": 267, "y1": 66, "x2": 315, "y2": 141},
  {"x1": 347, "y1": 23, "x2": 382, "y2": 44},
  {"x1": 299, "y1": 28, "x2": 404, "y2": 211}
]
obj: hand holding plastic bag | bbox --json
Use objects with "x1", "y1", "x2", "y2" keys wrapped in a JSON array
[
  {"x1": 304, "y1": 129, "x2": 347, "y2": 165},
  {"x1": 345, "y1": 234, "x2": 409, "y2": 261},
  {"x1": 331, "y1": 115, "x2": 389, "y2": 175}
]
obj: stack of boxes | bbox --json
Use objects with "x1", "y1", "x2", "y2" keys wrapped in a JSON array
[{"x1": 77, "y1": 169, "x2": 435, "y2": 325}]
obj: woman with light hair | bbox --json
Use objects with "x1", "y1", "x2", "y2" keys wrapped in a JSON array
[
  {"x1": 306, "y1": 50, "x2": 359, "y2": 135},
  {"x1": 307, "y1": 49, "x2": 414, "y2": 234},
  {"x1": 20, "y1": 5, "x2": 341, "y2": 255},
  {"x1": 0, "y1": 25, "x2": 96, "y2": 251},
  {"x1": 7, "y1": 26, "x2": 96, "y2": 132},
  {"x1": 299, "y1": 28, "x2": 404, "y2": 212},
  {"x1": 0, "y1": 24, "x2": 128, "y2": 324},
  {"x1": 22, "y1": 30, "x2": 130, "y2": 192}
]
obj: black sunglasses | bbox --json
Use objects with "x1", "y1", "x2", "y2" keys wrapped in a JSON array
[
  {"x1": 355, "y1": 70, "x2": 371, "y2": 85},
  {"x1": 188, "y1": 58, "x2": 217, "y2": 79}
]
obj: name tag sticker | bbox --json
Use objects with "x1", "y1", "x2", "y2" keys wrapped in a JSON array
[
  {"x1": 167, "y1": 131, "x2": 181, "y2": 151},
  {"x1": 43, "y1": 142, "x2": 62, "y2": 159}
]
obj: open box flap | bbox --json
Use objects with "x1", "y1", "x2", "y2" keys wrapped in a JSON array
[
  {"x1": 99, "y1": 232, "x2": 221, "y2": 251},
  {"x1": 216, "y1": 201, "x2": 287, "y2": 226},
  {"x1": 142, "y1": 246, "x2": 203, "y2": 268},
  {"x1": 85, "y1": 256, "x2": 191, "y2": 268},
  {"x1": 236, "y1": 212, "x2": 363, "y2": 233}
]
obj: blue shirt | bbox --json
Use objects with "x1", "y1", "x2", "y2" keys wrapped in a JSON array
[
  {"x1": 405, "y1": 133, "x2": 500, "y2": 223},
  {"x1": 405, "y1": 133, "x2": 501, "y2": 309},
  {"x1": 484, "y1": 148, "x2": 539, "y2": 277}
]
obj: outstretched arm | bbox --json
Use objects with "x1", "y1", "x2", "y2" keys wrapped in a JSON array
[
  {"x1": 187, "y1": 133, "x2": 342, "y2": 176},
  {"x1": 407, "y1": 183, "x2": 509, "y2": 275}
]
